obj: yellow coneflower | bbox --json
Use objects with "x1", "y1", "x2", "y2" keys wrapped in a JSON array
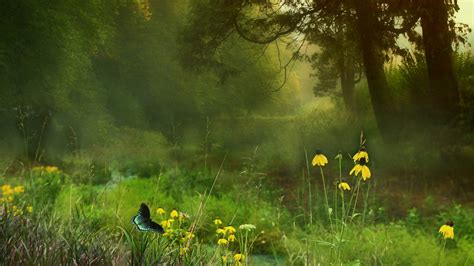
[
  {"x1": 214, "y1": 218, "x2": 223, "y2": 225},
  {"x1": 224, "y1": 226, "x2": 236, "y2": 234},
  {"x1": 234, "y1": 253, "x2": 245, "y2": 264},
  {"x1": 161, "y1": 219, "x2": 173, "y2": 229},
  {"x1": 13, "y1": 185, "x2": 25, "y2": 194},
  {"x1": 1, "y1": 184, "x2": 13, "y2": 195},
  {"x1": 216, "y1": 228, "x2": 226, "y2": 235},
  {"x1": 338, "y1": 182, "x2": 351, "y2": 191},
  {"x1": 353, "y1": 148, "x2": 369, "y2": 163},
  {"x1": 349, "y1": 164, "x2": 371, "y2": 181},
  {"x1": 170, "y1": 210, "x2": 179, "y2": 218},
  {"x1": 439, "y1": 221, "x2": 454, "y2": 239},
  {"x1": 217, "y1": 238, "x2": 228, "y2": 245},
  {"x1": 312, "y1": 151, "x2": 328, "y2": 167},
  {"x1": 156, "y1": 208, "x2": 166, "y2": 215},
  {"x1": 228, "y1": 234, "x2": 236, "y2": 242}
]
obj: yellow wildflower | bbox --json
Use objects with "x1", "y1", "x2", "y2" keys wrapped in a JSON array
[
  {"x1": 216, "y1": 228, "x2": 226, "y2": 235},
  {"x1": 163, "y1": 229, "x2": 173, "y2": 237},
  {"x1": 338, "y1": 182, "x2": 351, "y2": 191},
  {"x1": 6, "y1": 196, "x2": 13, "y2": 202},
  {"x1": 161, "y1": 219, "x2": 173, "y2": 229},
  {"x1": 179, "y1": 247, "x2": 188, "y2": 256},
  {"x1": 185, "y1": 231, "x2": 195, "y2": 239},
  {"x1": 179, "y1": 212, "x2": 188, "y2": 221},
  {"x1": 156, "y1": 208, "x2": 166, "y2": 215},
  {"x1": 27, "y1": 206, "x2": 33, "y2": 213},
  {"x1": 12, "y1": 205, "x2": 23, "y2": 216},
  {"x1": 353, "y1": 149, "x2": 369, "y2": 163},
  {"x1": 45, "y1": 166, "x2": 59, "y2": 173},
  {"x1": 224, "y1": 226, "x2": 236, "y2": 234},
  {"x1": 349, "y1": 164, "x2": 371, "y2": 181},
  {"x1": 439, "y1": 221, "x2": 454, "y2": 239},
  {"x1": 14, "y1": 186, "x2": 25, "y2": 194},
  {"x1": 2, "y1": 184, "x2": 14, "y2": 195},
  {"x1": 312, "y1": 151, "x2": 328, "y2": 167},
  {"x1": 234, "y1": 253, "x2": 245, "y2": 262},
  {"x1": 170, "y1": 210, "x2": 179, "y2": 218},
  {"x1": 222, "y1": 255, "x2": 228, "y2": 263},
  {"x1": 228, "y1": 234, "x2": 236, "y2": 242},
  {"x1": 217, "y1": 238, "x2": 228, "y2": 245},
  {"x1": 214, "y1": 218, "x2": 223, "y2": 225}
]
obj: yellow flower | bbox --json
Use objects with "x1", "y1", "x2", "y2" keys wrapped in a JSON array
[
  {"x1": 222, "y1": 255, "x2": 228, "y2": 263},
  {"x1": 185, "y1": 231, "x2": 195, "y2": 239},
  {"x1": 27, "y1": 206, "x2": 33, "y2": 213},
  {"x1": 156, "y1": 208, "x2": 166, "y2": 215},
  {"x1": 13, "y1": 186, "x2": 25, "y2": 194},
  {"x1": 439, "y1": 221, "x2": 454, "y2": 239},
  {"x1": 350, "y1": 164, "x2": 371, "y2": 181},
  {"x1": 179, "y1": 212, "x2": 188, "y2": 221},
  {"x1": 217, "y1": 238, "x2": 228, "y2": 245},
  {"x1": 6, "y1": 196, "x2": 14, "y2": 202},
  {"x1": 228, "y1": 234, "x2": 236, "y2": 242},
  {"x1": 338, "y1": 182, "x2": 351, "y2": 191},
  {"x1": 161, "y1": 219, "x2": 173, "y2": 229},
  {"x1": 216, "y1": 228, "x2": 226, "y2": 235},
  {"x1": 224, "y1": 226, "x2": 236, "y2": 234},
  {"x1": 12, "y1": 205, "x2": 23, "y2": 216},
  {"x1": 234, "y1": 253, "x2": 245, "y2": 262},
  {"x1": 170, "y1": 210, "x2": 179, "y2": 218},
  {"x1": 353, "y1": 149, "x2": 369, "y2": 163},
  {"x1": 214, "y1": 218, "x2": 223, "y2": 225},
  {"x1": 163, "y1": 229, "x2": 173, "y2": 237},
  {"x1": 312, "y1": 151, "x2": 328, "y2": 167},
  {"x1": 45, "y1": 166, "x2": 59, "y2": 173},
  {"x1": 179, "y1": 247, "x2": 188, "y2": 256},
  {"x1": 2, "y1": 184, "x2": 14, "y2": 195}
]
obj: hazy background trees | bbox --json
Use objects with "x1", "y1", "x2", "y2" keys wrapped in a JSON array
[{"x1": 0, "y1": 0, "x2": 473, "y2": 185}]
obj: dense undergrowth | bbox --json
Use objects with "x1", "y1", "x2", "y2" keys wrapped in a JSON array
[{"x1": 2, "y1": 140, "x2": 474, "y2": 265}]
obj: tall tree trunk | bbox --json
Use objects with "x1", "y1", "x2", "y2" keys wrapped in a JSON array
[
  {"x1": 339, "y1": 59, "x2": 356, "y2": 114},
  {"x1": 420, "y1": 0, "x2": 460, "y2": 119},
  {"x1": 353, "y1": 0, "x2": 399, "y2": 141}
]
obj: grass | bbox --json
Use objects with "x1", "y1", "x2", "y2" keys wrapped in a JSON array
[{"x1": 1, "y1": 134, "x2": 474, "y2": 265}]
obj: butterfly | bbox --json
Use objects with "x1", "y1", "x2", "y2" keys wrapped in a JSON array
[{"x1": 132, "y1": 203, "x2": 164, "y2": 233}]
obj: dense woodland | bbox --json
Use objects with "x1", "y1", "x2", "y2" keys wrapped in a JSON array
[{"x1": 1, "y1": 0, "x2": 474, "y2": 265}]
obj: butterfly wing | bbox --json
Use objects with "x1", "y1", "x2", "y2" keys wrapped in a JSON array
[
  {"x1": 132, "y1": 203, "x2": 164, "y2": 233},
  {"x1": 132, "y1": 214, "x2": 148, "y2": 231},
  {"x1": 145, "y1": 220, "x2": 164, "y2": 233},
  {"x1": 138, "y1": 203, "x2": 151, "y2": 219}
]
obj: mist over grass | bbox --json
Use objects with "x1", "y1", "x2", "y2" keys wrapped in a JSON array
[{"x1": 1, "y1": 0, "x2": 474, "y2": 265}]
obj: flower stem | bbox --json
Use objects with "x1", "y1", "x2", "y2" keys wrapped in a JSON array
[
  {"x1": 320, "y1": 167, "x2": 333, "y2": 232},
  {"x1": 304, "y1": 148, "x2": 313, "y2": 226},
  {"x1": 361, "y1": 182, "x2": 371, "y2": 226}
]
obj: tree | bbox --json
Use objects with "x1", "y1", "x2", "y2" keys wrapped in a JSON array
[
  {"x1": 419, "y1": 0, "x2": 460, "y2": 119},
  {"x1": 182, "y1": 0, "x2": 409, "y2": 141},
  {"x1": 307, "y1": 8, "x2": 362, "y2": 113}
]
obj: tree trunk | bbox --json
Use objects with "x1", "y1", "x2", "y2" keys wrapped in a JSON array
[
  {"x1": 353, "y1": 0, "x2": 399, "y2": 141},
  {"x1": 420, "y1": 0, "x2": 460, "y2": 119},
  {"x1": 339, "y1": 58, "x2": 356, "y2": 114}
]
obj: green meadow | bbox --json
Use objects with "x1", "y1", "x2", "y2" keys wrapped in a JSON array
[{"x1": 1, "y1": 0, "x2": 474, "y2": 265}]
